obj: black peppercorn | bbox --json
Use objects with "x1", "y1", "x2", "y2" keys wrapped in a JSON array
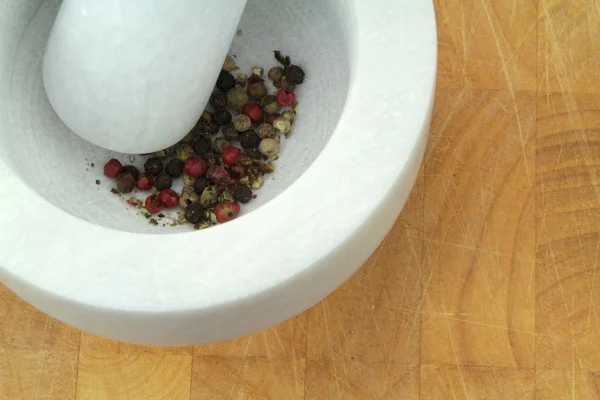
[
  {"x1": 235, "y1": 184, "x2": 253, "y2": 204},
  {"x1": 240, "y1": 130, "x2": 260, "y2": 148},
  {"x1": 154, "y1": 173, "x2": 173, "y2": 191},
  {"x1": 185, "y1": 203, "x2": 206, "y2": 224},
  {"x1": 121, "y1": 165, "x2": 140, "y2": 181},
  {"x1": 116, "y1": 172, "x2": 135, "y2": 193},
  {"x1": 222, "y1": 123, "x2": 239, "y2": 142},
  {"x1": 203, "y1": 154, "x2": 219, "y2": 166},
  {"x1": 198, "y1": 119, "x2": 220, "y2": 135},
  {"x1": 244, "y1": 148, "x2": 261, "y2": 159},
  {"x1": 165, "y1": 158, "x2": 184, "y2": 178},
  {"x1": 209, "y1": 91, "x2": 228, "y2": 109},
  {"x1": 216, "y1": 71, "x2": 236, "y2": 92},
  {"x1": 144, "y1": 158, "x2": 163, "y2": 176},
  {"x1": 284, "y1": 65, "x2": 305, "y2": 85},
  {"x1": 213, "y1": 108, "x2": 232, "y2": 125},
  {"x1": 193, "y1": 177, "x2": 210, "y2": 194},
  {"x1": 193, "y1": 136, "x2": 212, "y2": 155}
]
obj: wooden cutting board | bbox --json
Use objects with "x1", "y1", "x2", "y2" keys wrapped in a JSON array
[{"x1": 2, "y1": 0, "x2": 599, "y2": 398}]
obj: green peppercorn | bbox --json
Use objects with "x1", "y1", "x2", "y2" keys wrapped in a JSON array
[
  {"x1": 227, "y1": 87, "x2": 249, "y2": 109},
  {"x1": 200, "y1": 186, "x2": 219, "y2": 207},
  {"x1": 193, "y1": 136, "x2": 212, "y2": 155},
  {"x1": 213, "y1": 138, "x2": 230, "y2": 153},
  {"x1": 165, "y1": 159, "x2": 184, "y2": 178},
  {"x1": 209, "y1": 91, "x2": 228, "y2": 109},
  {"x1": 262, "y1": 95, "x2": 279, "y2": 114},
  {"x1": 219, "y1": 190, "x2": 236, "y2": 204},
  {"x1": 185, "y1": 203, "x2": 206, "y2": 224},
  {"x1": 144, "y1": 158, "x2": 163, "y2": 176},
  {"x1": 222, "y1": 123, "x2": 239, "y2": 142},
  {"x1": 273, "y1": 117, "x2": 291, "y2": 135},
  {"x1": 116, "y1": 172, "x2": 135, "y2": 193},
  {"x1": 284, "y1": 65, "x2": 305, "y2": 85},
  {"x1": 155, "y1": 173, "x2": 173, "y2": 191},
  {"x1": 282, "y1": 110, "x2": 295, "y2": 123},
  {"x1": 233, "y1": 114, "x2": 252, "y2": 132},
  {"x1": 213, "y1": 108, "x2": 232, "y2": 125},
  {"x1": 257, "y1": 123, "x2": 277, "y2": 139},
  {"x1": 259, "y1": 138, "x2": 280, "y2": 158},
  {"x1": 249, "y1": 82, "x2": 268, "y2": 99},
  {"x1": 176, "y1": 143, "x2": 194, "y2": 161},
  {"x1": 216, "y1": 71, "x2": 236, "y2": 92},
  {"x1": 235, "y1": 184, "x2": 253, "y2": 204},
  {"x1": 240, "y1": 130, "x2": 260, "y2": 148},
  {"x1": 251, "y1": 175, "x2": 264, "y2": 189},
  {"x1": 268, "y1": 67, "x2": 284, "y2": 82},
  {"x1": 121, "y1": 165, "x2": 140, "y2": 180},
  {"x1": 183, "y1": 174, "x2": 196, "y2": 186},
  {"x1": 193, "y1": 177, "x2": 210, "y2": 194}
]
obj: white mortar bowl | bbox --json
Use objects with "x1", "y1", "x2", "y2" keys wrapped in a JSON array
[{"x1": 0, "y1": 0, "x2": 436, "y2": 345}]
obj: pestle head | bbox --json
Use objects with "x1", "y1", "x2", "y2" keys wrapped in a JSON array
[{"x1": 43, "y1": 0, "x2": 247, "y2": 154}]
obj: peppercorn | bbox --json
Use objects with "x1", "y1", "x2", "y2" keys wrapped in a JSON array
[
  {"x1": 240, "y1": 130, "x2": 260, "y2": 148},
  {"x1": 284, "y1": 65, "x2": 305, "y2": 85},
  {"x1": 216, "y1": 71, "x2": 236, "y2": 92},
  {"x1": 233, "y1": 114, "x2": 252, "y2": 132},
  {"x1": 215, "y1": 202, "x2": 241, "y2": 223},
  {"x1": 209, "y1": 91, "x2": 228, "y2": 109},
  {"x1": 277, "y1": 89, "x2": 296, "y2": 107},
  {"x1": 183, "y1": 174, "x2": 196, "y2": 186},
  {"x1": 219, "y1": 190, "x2": 236, "y2": 203},
  {"x1": 175, "y1": 143, "x2": 194, "y2": 161},
  {"x1": 121, "y1": 165, "x2": 140, "y2": 181},
  {"x1": 274, "y1": 50, "x2": 291, "y2": 66},
  {"x1": 116, "y1": 172, "x2": 135, "y2": 193},
  {"x1": 222, "y1": 123, "x2": 239, "y2": 141},
  {"x1": 251, "y1": 175, "x2": 264, "y2": 189},
  {"x1": 236, "y1": 73, "x2": 248, "y2": 86},
  {"x1": 247, "y1": 76, "x2": 264, "y2": 92},
  {"x1": 193, "y1": 177, "x2": 210, "y2": 194},
  {"x1": 185, "y1": 203, "x2": 206, "y2": 224},
  {"x1": 259, "y1": 138, "x2": 280, "y2": 158},
  {"x1": 222, "y1": 146, "x2": 242, "y2": 166},
  {"x1": 282, "y1": 110, "x2": 295, "y2": 123},
  {"x1": 193, "y1": 135, "x2": 212, "y2": 155},
  {"x1": 262, "y1": 95, "x2": 279, "y2": 114},
  {"x1": 158, "y1": 189, "x2": 179, "y2": 208},
  {"x1": 268, "y1": 67, "x2": 284, "y2": 82},
  {"x1": 137, "y1": 172, "x2": 155, "y2": 191},
  {"x1": 145, "y1": 194, "x2": 165, "y2": 214},
  {"x1": 222, "y1": 55, "x2": 239, "y2": 72},
  {"x1": 200, "y1": 186, "x2": 219, "y2": 207},
  {"x1": 213, "y1": 108, "x2": 232, "y2": 125},
  {"x1": 273, "y1": 117, "x2": 291, "y2": 134},
  {"x1": 235, "y1": 184, "x2": 253, "y2": 204},
  {"x1": 144, "y1": 158, "x2": 163, "y2": 176},
  {"x1": 251, "y1": 66, "x2": 264, "y2": 77},
  {"x1": 244, "y1": 148, "x2": 262, "y2": 159},
  {"x1": 185, "y1": 158, "x2": 208, "y2": 178},
  {"x1": 230, "y1": 164, "x2": 247, "y2": 179},
  {"x1": 179, "y1": 187, "x2": 195, "y2": 207},
  {"x1": 280, "y1": 78, "x2": 296, "y2": 92},
  {"x1": 210, "y1": 166, "x2": 231, "y2": 182},
  {"x1": 155, "y1": 173, "x2": 173, "y2": 191},
  {"x1": 249, "y1": 82, "x2": 267, "y2": 99},
  {"x1": 213, "y1": 138, "x2": 230, "y2": 153},
  {"x1": 242, "y1": 103, "x2": 263, "y2": 124},
  {"x1": 203, "y1": 154, "x2": 219, "y2": 166},
  {"x1": 227, "y1": 87, "x2": 249, "y2": 109},
  {"x1": 266, "y1": 113, "x2": 281, "y2": 124},
  {"x1": 273, "y1": 79, "x2": 282, "y2": 89},
  {"x1": 198, "y1": 119, "x2": 220, "y2": 135},
  {"x1": 205, "y1": 165, "x2": 217, "y2": 180},
  {"x1": 257, "y1": 123, "x2": 277, "y2": 139},
  {"x1": 201, "y1": 111, "x2": 213, "y2": 122},
  {"x1": 104, "y1": 159, "x2": 123, "y2": 178},
  {"x1": 165, "y1": 158, "x2": 184, "y2": 178}
]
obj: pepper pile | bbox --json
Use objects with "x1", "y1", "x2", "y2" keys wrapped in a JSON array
[{"x1": 101, "y1": 51, "x2": 305, "y2": 229}]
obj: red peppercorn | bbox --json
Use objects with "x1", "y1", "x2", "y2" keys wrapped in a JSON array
[
  {"x1": 136, "y1": 172, "x2": 155, "y2": 191},
  {"x1": 210, "y1": 166, "x2": 231, "y2": 181},
  {"x1": 276, "y1": 89, "x2": 296, "y2": 107},
  {"x1": 242, "y1": 103, "x2": 263, "y2": 124},
  {"x1": 266, "y1": 113, "x2": 281, "y2": 124},
  {"x1": 222, "y1": 146, "x2": 242, "y2": 166},
  {"x1": 103, "y1": 159, "x2": 123, "y2": 178},
  {"x1": 185, "y1": 157, "x2": 208, "y2": 178},
  {"x1": 215, "y1": 202, "x2": 241, "y2": 223},
  {"x1": 246, "y1": 76, "x2": 265, "y2": 92},
  {"x1": 158, "y1": 189, "x2": 179, "y2": 208},
  {"x1": 145, "y1": 194, "x2": 165, "y2": 214}
]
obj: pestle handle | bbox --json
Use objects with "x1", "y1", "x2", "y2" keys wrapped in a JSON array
[{"x1": 43, "y1": 0, "x2": 247, "y2": 154}]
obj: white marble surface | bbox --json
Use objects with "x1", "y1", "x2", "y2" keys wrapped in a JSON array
[
  {"x1": 43, "y1": 0, "x2": 247, "y2": 153},
  {"x1": 0, "y1": 0, "x2": 437, "y2": 345}
]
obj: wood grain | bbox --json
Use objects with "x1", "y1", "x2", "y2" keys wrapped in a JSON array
[{"x1": 2, "y1": 0, "x2": 600, "y2": 398}]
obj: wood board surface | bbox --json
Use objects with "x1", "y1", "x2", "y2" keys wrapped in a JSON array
[{"x1": 2, "y1": 0, "x2": 600, "y2": 398}]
